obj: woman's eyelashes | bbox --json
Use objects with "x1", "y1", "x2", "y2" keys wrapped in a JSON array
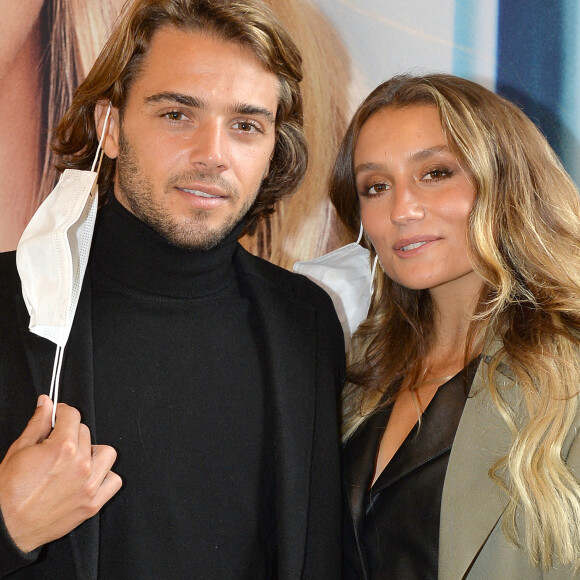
[
  {"x1": 359, "y1": 181, "x2": 390, "y2": 197},
  {"x1": 421, "y1": 166, "x2": 455, "y2": 182},
  {"x1": 358, "y1": 166, "x2": 456, "y2": 197}
]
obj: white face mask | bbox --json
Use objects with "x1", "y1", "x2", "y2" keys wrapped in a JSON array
[
  {"x1": 16, "y1": 104, "x2": 112, "y2": 423},
  {"x1": 294, "y1": 225, "x2": 373, "y2": 349},
  {"x1": 17, "y1": 169, "x2": 100, "y2": 347}
]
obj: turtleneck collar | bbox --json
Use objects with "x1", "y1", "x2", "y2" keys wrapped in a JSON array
[{"x1": 91, "y1": 191, "x2": 242, "y2": 299}]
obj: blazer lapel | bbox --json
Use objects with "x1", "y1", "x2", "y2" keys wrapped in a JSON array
[
  {"x1": 16, "y1": 267, "x2": 96, "y2": 428},
  {"x1": 235, "y1": 250, "x2": 317, "y2": 579},
  {"x1": 344, "y1": 363, "x2": 475, "y2": 579},
  {"x1": 17, "y1": 273, "x2": 99, "y2": 580},
  {"x1": 373, "y1": 365, "x2": 473, "y2": 496},
  {"x1": 59, "y1": 274, "x2": 97, "y2": 433},
  {"x1": 439, "y1": 350, "x2": 519, "y2": 580},
  {"x1": 15, "y1": 295, "x2": 58, "y2": 402},
  {"x1": 60, "y1": 274, "x2": 100, "y2": 580}
]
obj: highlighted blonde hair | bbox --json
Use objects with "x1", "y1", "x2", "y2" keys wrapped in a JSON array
[
  {"x1": 39, "y1": 0, "x2": 123, "y2": 207},
  {"x1": 331, "y1": 73, "x2": 580, "y2": 570},
  {"x1": 241, "y1": 0, "x2": 351, "y2": 267}
]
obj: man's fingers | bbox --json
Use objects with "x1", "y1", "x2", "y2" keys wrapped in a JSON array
[
  {"x1": 78, "y1": 423, "x2": 92, "y2": 454},
  {"x1": 48, "y1": 403, "x2": 83, "y2": 441},
  {"x1": 0, "y1": 411, "x2": 121, "y2": 553},
  {"x1": 98, "y1": 470, "x2": 123, "y2": 504},
  {"x1": 10, "y1": 395, "x2": 53, "y2": 449},
  {"x1": 90, "y1": 445, "x2": 122, "y2": 504},
  {"x1": 91, "y1": 444, "x2": 118, "y2": 473}
]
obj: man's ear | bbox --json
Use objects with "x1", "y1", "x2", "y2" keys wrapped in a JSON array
[{"x1": 94, "y1": 100, "x2": 120, "y2": 159}]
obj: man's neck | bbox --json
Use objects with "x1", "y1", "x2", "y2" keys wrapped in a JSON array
[{"x1": 91, "y1": 193, "x2": 241, "y2": 299}]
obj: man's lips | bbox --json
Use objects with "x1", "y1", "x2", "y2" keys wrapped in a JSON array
[
  {"x1": 393, "y1": 236, "x2": 441, "y2": 252},
  {"x1": 176, "y1": 185, "x2": 227, "y2": 199}
]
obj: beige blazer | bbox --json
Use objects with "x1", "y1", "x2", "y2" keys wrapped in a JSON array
[{"x1": 439, "y1": 347, "x2": 580, "y2": 579}]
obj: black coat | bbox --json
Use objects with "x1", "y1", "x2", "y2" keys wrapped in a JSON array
[{"x1": 0, "y1": 247, "x2": 345, "y2": 579}]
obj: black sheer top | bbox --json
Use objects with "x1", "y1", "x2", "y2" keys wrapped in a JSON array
[{"x1": 343, "y1": 358, "x2": 481, "y2": 579}]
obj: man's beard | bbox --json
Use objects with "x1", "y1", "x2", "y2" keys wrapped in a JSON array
[{"x1": 115, "y1": 130, "x2": 257, "y2": 251}]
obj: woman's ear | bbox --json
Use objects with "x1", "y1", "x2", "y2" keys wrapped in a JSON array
[{"x1": 94, "y1": 100, "x2": 120, "y2": 159}]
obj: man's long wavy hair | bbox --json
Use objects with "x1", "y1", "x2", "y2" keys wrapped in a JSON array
[
  {"x1": 52, "y1": 0, "x2": 306, "y2": 236},
  {"x1": 331, "y1": 74, "x2": 580, "y2": 570}
]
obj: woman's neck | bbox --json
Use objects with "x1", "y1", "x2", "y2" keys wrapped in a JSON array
[
  {"x1": 425, "y1": 270, "x2": 485, "y2": 375},
  {"x1": 0, "y1": 23, "x2": 42, "y2": 251}
]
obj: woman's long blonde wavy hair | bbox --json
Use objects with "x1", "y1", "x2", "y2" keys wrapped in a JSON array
[
  {"x1": 240, "y1": 0, "x2": 352, "y2": 268},
  {"x1": 38, "y1": 0, "x2": 123, "y2": 207},
  {"x1": 330, "y1": 74, "x2": 580, "y2": 570}
]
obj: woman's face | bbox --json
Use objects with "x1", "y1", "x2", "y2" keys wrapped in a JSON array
[
  {"x1": 0, "y1": 0, "x2": 45, "y2": 78},
  {"x1": 354, "y1": 104, "x2": 479, "y2": 296}
]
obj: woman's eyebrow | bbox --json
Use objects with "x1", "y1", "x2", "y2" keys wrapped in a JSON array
[
  {"x1": 410, "y1": 145, "x2": 450, "y2": 162},
  {"x1": 355, "y1": 145, "x2": 452, "y2": 175}
]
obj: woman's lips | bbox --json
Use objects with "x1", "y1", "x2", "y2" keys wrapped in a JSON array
[{"x1": 393, "y1": 236, "x2": 440, "y2": 256}]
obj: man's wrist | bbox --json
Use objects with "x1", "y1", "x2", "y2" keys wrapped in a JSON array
[{"x1": 0, "y1": 504, "x2": 40, "y2": 577}]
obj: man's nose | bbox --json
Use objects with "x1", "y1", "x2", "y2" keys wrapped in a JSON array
[{"x1": 189, "y1": 121, "x2": 230, "y2": 172}]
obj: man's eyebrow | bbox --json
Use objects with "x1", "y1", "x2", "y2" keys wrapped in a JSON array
[
  {"x1": 144, "y1": 91, "x2": 205, "y2": 108},
  {"x1": 143, "y1": 92, "x2": 275, "y2": 125},
  {"x1": 233, "y1": 103, "x2": 276, "y2": 125}
]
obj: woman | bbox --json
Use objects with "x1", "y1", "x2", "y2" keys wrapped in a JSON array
[
  {"x1": 0, "y1": 0, "x2": 123, "y2": 252},
  {"x1": 330, "y1": 74, "x2": 580, "y2": 578}
]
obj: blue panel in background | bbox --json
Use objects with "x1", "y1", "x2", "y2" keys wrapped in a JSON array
[
  {"x1": 452, "y1": 0, "x2": 498, "y2": 88},
  {"x1": 496, "y1": 0, "x2": 571, "y2": 170}
]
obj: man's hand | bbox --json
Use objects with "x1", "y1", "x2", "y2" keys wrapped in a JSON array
[{"x1": 0, "y1": 395, "x2": 122, "y2": 553}]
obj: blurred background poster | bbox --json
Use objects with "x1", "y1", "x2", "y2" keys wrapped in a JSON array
[{"x1": 1, "y1": 0, "x2": 578, "y2": 268}]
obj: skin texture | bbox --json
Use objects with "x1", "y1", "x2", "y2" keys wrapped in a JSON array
[
  {"x1": 95, "y1": 28, "x2": 278, "y2": 250},
  {"x1": 354, "y1": 105, "x2": 483, "y2": 480},
  {"x1": 0, "y1": 0, "x2": 45, "y2": 251},
  {"x1": 355, "y1": 105, "x2": 479, "y2": 301},
  {"x1": 0, "y1": 396, "x2": 121, "y2": 553},
  {"x1": 0, "y1": 0, "x2": 44, "y2": 71}
]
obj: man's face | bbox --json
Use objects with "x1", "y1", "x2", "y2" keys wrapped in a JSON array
[{"x1": 102, "y1": 27, "x2": 279, "y2": 250}]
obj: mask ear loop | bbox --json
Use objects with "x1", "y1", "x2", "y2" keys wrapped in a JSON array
[
  {"x1": 91, "y1": 102, "x2": 112, "y2": 173},
  {"x1": 370, "y1": 254, "x2": 379, "y2": 296},
  {"x1": 48, "y1": 346, "x2": 65, "y2": 427},
  {"x1": 360, "y1": 221, "x2": 380, "y2": 296},
  {"x1": 48, "y1": 102, "x2": 112, "y2": 427},
  {"x1": 355, "y1": 222, "x2": 364, "y2": 245}
]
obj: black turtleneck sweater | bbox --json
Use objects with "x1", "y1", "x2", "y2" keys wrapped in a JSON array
[{"x1": 90, "y1": 194, "x2": 275, "y2": 579}]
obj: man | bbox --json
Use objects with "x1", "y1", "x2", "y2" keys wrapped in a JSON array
[{"x1": 0, "y1": 0, "x2": 344, "y2": 577}]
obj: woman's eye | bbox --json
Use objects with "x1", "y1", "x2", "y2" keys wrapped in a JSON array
[
  {"x1": 423, "y1": 168, "x2": 453, "y2": 181},
  {"x1": 363, "y1": 182, "x2": 389, "y2": 196}
]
